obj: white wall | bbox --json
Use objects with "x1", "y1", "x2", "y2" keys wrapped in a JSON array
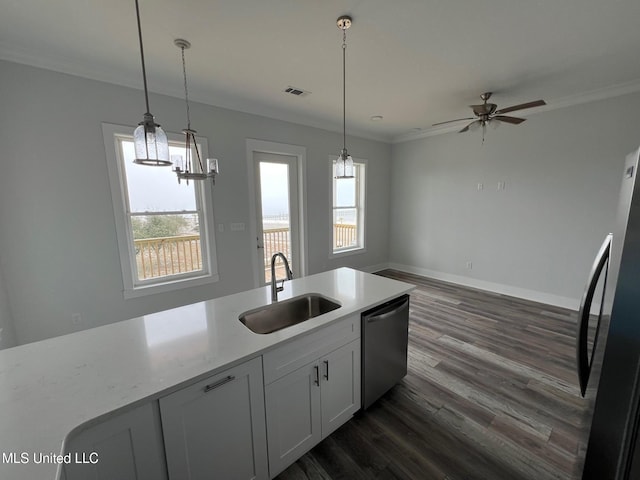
[
  {"x1": 0, "y1": 60, "x2": 391, "y2": 346},
  {"x1": 0, "y1": 261, "x2": 16, "y2": 349},
  {"x1": 389, "y1": 92, "x2": 640, "y2": 308},
  {"x1": 5, "y1": 58, "x2": 634, "y2": 347}
]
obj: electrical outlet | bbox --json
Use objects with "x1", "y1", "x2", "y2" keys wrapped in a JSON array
[
  {"x1": 498, "y1": 181, "x2": 506, "y2": 191},
  {"x1": 477, "y1": 183, "x2": 483, "y2": 191},
  {"x1": 466, "y1": 261, "x2": 473, "y2": 270},
  {"x1": 217, "y1": 223, "x2": 224, "y2": 233}
]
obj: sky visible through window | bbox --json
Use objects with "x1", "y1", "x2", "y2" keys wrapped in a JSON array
[{"x1": 121, "y1": 141, "x2": 196, "y2": 212}]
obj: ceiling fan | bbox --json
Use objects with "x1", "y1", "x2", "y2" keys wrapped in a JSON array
[{"x1": 433, "y1": 92, "x2": 546, "y2": 140}]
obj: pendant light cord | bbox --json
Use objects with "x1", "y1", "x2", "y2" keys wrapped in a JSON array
[
  {"x1": 181, "y1": 45, "x2": 191, "y2": 130},
  {"x1": 342, "y1": 27, "x2": 347, "y2": 153},
  {"x1": 134, "y1": 0, "x2": 151, "y2": 115}
]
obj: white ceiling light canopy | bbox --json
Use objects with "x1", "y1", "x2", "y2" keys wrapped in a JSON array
[
  {"x1": 173, "y1": 38, "x2": 219, "y2": 185},
  {"x1": 335, "y1": 14, "x2": 354, "y2": 179},
  {"x1": 132, "y1": 0, "x2": 170, "y2": 166}
]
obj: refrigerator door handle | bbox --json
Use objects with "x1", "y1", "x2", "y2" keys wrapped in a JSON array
[{"x1": 577, "y1": 233, "x2": 612, "y2": 397}]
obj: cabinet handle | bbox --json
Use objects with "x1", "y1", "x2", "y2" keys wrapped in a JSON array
[
  {"x1": 323, "y1": 360, "x2": 329, "y2": 381},
  {"x1": 314, "y1": 365, "x2": 319, "y2": 386},
  {"x1": 204, "y1": 375, "x2": 235, "y2": 393}
]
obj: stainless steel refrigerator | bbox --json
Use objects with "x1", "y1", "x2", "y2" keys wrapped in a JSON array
[{"x1": 579, "y1": 146, "x2": 640, "y2": 479}]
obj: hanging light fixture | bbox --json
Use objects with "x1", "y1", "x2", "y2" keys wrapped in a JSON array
[
  {"x1": 173, "y1": 39, "x2": 219, "y2": 185},
  {"x1": 335, "y1": 15, "x2": 354, "y2": 179},
  {"x1": 132, "y1": 0, "x2": 170, "y2": 166}
]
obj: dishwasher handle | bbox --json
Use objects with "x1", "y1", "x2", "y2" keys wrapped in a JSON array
[{"x1": 365, "y1": 295, "x2": 409, "y2": 323}]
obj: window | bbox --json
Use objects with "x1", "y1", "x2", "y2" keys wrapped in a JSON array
[
  {"x1": 331, "y1": 159, "x2": 366, "y2": 255},
  {"x1": 103, "y1": 124, "x2": 218, "y2": 298}
]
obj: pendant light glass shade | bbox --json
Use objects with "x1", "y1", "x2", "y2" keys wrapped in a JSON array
[
  {"x1": 335, "y1": 149, "x2": 354, "y2": 178},
  {"x1": 133, "y1": 113, "x2": 170, "y2": 165},
  {"x1": 132, "y1": 0, "x2": 170, "y2": 166}
]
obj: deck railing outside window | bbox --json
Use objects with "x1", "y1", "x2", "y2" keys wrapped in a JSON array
[
  {"x1": 134, "y1": 235, "x2": 202, "y2": 280},
  {"x1": 333, "y1": 223, "x2": 357, "y2": 249},
  {"x1": 135, "y1": 225, "x2": 357, "y2": 280}
]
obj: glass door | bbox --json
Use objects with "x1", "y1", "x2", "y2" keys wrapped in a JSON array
[{"x1": 253, "y1": 152, "x2": 299, "y2": 285}]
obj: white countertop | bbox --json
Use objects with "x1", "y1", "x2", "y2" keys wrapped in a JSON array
[{"x1": 0, "y1": 268, "x2": 414, "y2": 479}]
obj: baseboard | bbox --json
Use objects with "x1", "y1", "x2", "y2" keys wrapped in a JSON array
[
  {"x1": 386, "y1": 262, "x2": 579, "y2": 311},
  {"x1": 357, "y1": 263, "x2": 391, "y2": 274}
]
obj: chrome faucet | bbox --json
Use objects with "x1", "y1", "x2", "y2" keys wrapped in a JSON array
[{"x1": 271, "y1": 252, "x2": 293, "y2": 302}]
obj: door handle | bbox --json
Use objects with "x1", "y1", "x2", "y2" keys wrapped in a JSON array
[
  {"x1": 576, "y1": 234, "x2": 611, "y2": 397},
  {"x1": 314, "y1": 365, "x2": 320, "y2": 386},
  {"x1": 323, "y1": 360, "x2": 329, "y2": 381}
]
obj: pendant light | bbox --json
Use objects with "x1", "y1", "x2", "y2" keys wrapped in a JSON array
[
  {"x1": 335, "y1": 15, "x2": 354, "y2": 179},
  {"x1": 173, "y1": 39, "x2": 219, "y2": 185},
  {"x1": 132, "y1": 0, "x2": 170, "y2": 166}
]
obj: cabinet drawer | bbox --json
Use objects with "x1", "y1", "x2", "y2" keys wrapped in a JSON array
[{"x1": 263, "y1": 315, "x2": 360, "y2": 385}]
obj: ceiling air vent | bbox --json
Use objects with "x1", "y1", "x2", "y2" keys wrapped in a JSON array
[{"x1": 283, "y1": 86, "x2": 311, "y2": 97}]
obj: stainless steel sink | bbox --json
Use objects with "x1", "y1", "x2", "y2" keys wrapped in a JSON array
[{"x1": 239, "y1": 294, "x2": 341, "y2": 334}]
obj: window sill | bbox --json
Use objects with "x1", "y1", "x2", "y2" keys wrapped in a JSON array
[
  {"x1": 329, "y1": 247, "x2": 366, "y2": 260},
  {"x1": 123, "y1": 272, "x2": 220, "y2": 299}
]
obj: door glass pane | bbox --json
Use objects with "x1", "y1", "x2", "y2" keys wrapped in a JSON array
[{"x1": 259, "y1": 162, "x2": 291, "y2": 284}]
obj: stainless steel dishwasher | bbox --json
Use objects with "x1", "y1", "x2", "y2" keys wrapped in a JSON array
[{"x1": 361, "y1": 294, "x2": 410, "y2": 409}]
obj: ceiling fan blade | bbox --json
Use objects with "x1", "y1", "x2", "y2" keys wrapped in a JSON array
[
  {"x1": 459, "y1": 120, "x2": 480, "y2": 133},
  {"x1": 495, "y1": 99, "x2": 546, "y2": 115},
  {"x1": 432, "y1": 117, "x2": 475, "y2": 127},
  {"x1": 493, "y1": 115, "x2": 526, "y2": 125}
]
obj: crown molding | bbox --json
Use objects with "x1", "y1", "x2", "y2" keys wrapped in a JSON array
[
  {"x1": 392, "y1": 78, "x2": 640, "y2": 144},
  {"x1": 0, "y1": 46, "x2": 391, "y2": 144},
  {"x1": 3, "y1": 43, "x2": 640, "y2": 147}
]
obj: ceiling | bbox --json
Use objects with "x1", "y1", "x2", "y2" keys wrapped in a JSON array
[{"x1": 2, "y1": 0, "x2": 640, "y2": 142}]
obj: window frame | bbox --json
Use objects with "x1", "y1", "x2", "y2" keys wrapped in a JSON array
[
  {"x1": 103, "y1": 123, "x2": 219, "y2": 298},
  {"x1": 329, "y1": 157, "x2": 367, "y2": 258}
]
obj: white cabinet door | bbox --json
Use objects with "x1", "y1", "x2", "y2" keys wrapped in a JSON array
[
  {"x1": 264, "y1": 362, "x2": 321, "y2": 478},
  {"x1": 264, "y1": 340, "x2": 361, "y2": 478},
  {"x1": 160, "y1": 357, "x2": 268, "y2": 480},
  {"x1": 320, "y1": 339, "x2": 361, "y2": 437},
  {"x1": 64, "y1": 402, "x2": 167, "y2": 480}
]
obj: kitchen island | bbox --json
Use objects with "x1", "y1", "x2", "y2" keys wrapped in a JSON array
[{"x1": 0, "y1": 268, "x2": 414, "y2": 480}]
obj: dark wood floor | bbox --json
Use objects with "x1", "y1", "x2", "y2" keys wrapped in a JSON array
[{"x1": 276, "y1": 270, "x2": 594, "y2": 480}]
